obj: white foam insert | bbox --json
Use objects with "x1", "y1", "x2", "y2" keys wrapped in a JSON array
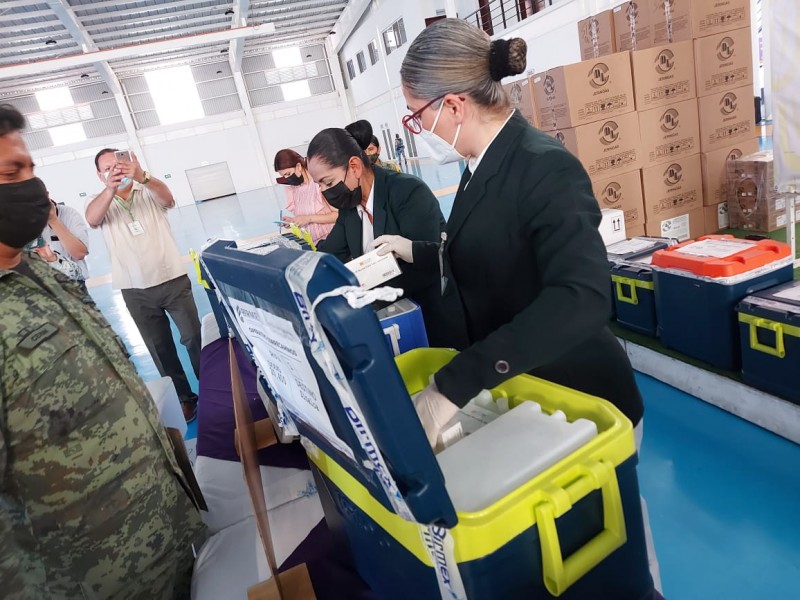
[{"x1": 437, "y1": 401, "x2": 598, "y2": 513}]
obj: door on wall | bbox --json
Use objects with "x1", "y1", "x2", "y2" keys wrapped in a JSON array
[{"x1": 185, "y1": 162, "x2": 236, "y2": 202}]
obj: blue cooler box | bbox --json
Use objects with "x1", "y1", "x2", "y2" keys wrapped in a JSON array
[
  {"x1": 376, "y1": 298, "x2": 429, "y2": 355},
  {"x1": 202, "y1": 240, "x2": 654, "y2": 600},
  {"x1": 652, "y1": 236, "x2": 794, "y2": 370},
  {"x1": 607, "y1": 238, "x2": 673, "y2": 336},
  {"x1": 611, "y1": 264, "x2": 658, "y2": 336},
  {"x1": 737, "y1": 280, "x2": 800, "y2": 403}
]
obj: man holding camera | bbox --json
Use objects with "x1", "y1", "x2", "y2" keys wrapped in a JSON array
[{"x1": 86, "y1": 149, "x2": 201, "y2": 422}]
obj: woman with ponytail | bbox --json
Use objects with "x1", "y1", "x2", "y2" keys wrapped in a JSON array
[{"x1": 374, "y1": 19, "x2": 645, "y2": 448}]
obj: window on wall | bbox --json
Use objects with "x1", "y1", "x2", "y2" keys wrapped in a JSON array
[
  {"x1": 368, "y1": 40, "x2": 380, "y2": 65},
  {"x1": 144, "y1": 65, "x2": 204, "y2": 125},
  {"x1": 35, "y1": 87, "x2": 74, "y2": 111},
  {"x1": 382, "y1": 18, "x2": 407, "y2": 55},
  {"x1": 356, "y1": 51, "x2": 367, "y2": 74},
  {"x1": 346, "y1": 59, "x2": 356, "y2": 80},
  {"x1": 49, "y1": 122, "x2": 86, "y2": 146},
  {"x1": 282, "y1": 80, "x2": 311, "y2": 102}
]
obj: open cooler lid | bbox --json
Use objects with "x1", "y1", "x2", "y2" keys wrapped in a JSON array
[
  {"x1": 200, "y1": 240, "x2": 457, "y2": 527},
  {"x1": 606, "y1": 236, "x2": 673, "y2": 264},
  {"x1": 651, "y1": 235, "x2": 793, "y2": 278}
]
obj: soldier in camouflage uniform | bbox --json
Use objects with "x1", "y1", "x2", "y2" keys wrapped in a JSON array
[{"x1": 0, "y1": 105, "x2": 206, "y2": 598}]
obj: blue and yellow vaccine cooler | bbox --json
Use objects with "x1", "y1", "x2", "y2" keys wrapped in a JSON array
[
  {"x1": 201, "y1": 241, "x2": 654, "y2": 600},
  {"x1": 737, "y1": 279, "x2": 800, "y2": 404}
]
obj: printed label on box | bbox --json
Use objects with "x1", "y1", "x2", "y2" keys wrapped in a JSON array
[
  {"x1": 658, "y1": 213, "x2": 691, "y2": 241},
  {"x1": 678, "y1": 238, "x2": 755, "y2": 258},
  {"x1": 717, "y1": 203, "x2": 730, "y2": 229},
  {"x1": 774, "y1": 286, "x2": 800, "y2": 303},
  {"x1": 345, "y1": 247, "x2": 402, "y2": 290},
  {"x1": 228, "y1": 298, "x2": 353, "y2": 459},
  {"x1": 607, "y1": 238, "x2": 658, "y2": 256}
]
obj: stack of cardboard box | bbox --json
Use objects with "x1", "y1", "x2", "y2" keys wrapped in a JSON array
[{"x1": 519, "y1": 0, "x2": 756, "y2": 241}]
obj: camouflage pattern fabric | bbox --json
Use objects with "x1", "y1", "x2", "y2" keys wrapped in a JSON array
[{"x1": 0, "y1": 255, "x2": 206, "y2": 599}]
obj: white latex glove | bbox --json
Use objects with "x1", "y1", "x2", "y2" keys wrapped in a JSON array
[
  {"x1": 413, "y1": 379, "x2": 459, "y2": 449},
  {"x1": 372, "y1": 235, "x2": 413, "y2": 263}
]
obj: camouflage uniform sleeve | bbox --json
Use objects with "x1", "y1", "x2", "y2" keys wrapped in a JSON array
[{"x1": 0, "y1": 345, "x2": 49, "y2": 599}]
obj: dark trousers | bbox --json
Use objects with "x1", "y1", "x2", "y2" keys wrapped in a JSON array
[{"x1": 121, "y1": 275, "x2": 201, "y2": 401}]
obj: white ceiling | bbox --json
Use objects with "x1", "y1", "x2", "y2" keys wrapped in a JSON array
[{"x1": 0, "y1": 0, "x2": 348, "y2": 92}]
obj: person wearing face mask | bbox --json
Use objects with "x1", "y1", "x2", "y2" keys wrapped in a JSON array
[
  {"x1": 85, "y1": 148, "x2": 202, "y2": 423},
  {"x1": 344, "y1": 121, "x2": 401, "y2": 173},
  {"x1": 309, "y1": 120, "x2": 456, "y2": 347},
  {"x1": 274, "y1": 148, "x2": 337, "y2": 244},
  {"x1": 0, "y1": 104, "x2": 206, "y2": 599},
  {"x1": 374, "y1": 19, "x2": 645, "y2": 446},
  {"x1": 368, "y1": 136, "x2": 401, "y2": 173}
]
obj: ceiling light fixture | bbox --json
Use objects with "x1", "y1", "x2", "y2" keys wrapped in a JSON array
[
  {"x1": 45, "y1": 39, "x2": 57, "y2": 46},
  {"x1": 80, "y1": 73, "x2": 89, "y2": 78},
  {"x1": 220, "y1": 48, "x2": 228, "y2": 53},
  {"x1": 216, "y1": 70, "x2": 222, "y2": 74},
  {"x1": 225, "y1": 8, "x2": 234, "y2": 15}
]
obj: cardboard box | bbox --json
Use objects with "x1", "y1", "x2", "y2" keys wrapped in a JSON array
[
  {"x1": 645, "y1": 207, "x2": 705, "y2": 241},
  {"x1": 726, "y1": 150, "x2": 788, "y2": 232},
  {"x1": 641, "y1": 154, "x2": 704, "y2": 221},
  {"x1": 700, "y1": 138, "x2": 759, "y2": 205},
  {"x1": 638, "y1": 98, "x2": 700, "y2": 167},
  {"x1": 626, "y1": 224, "x2": 647, "y2": 238},
  {"x1": 532, "y1": 51, "x2": 635, "y2": 131},
  {"x1": 697, "y1": 85, "x2": 756, "y2": 153},
  {"x1": 600, "y1": 208, "x2": 627, "y2": 245},
  {"x1": 613, "y1": 1, "x2": 653, "y2": 52},
  {"x1": 651, "y1": 0, "x2": 692, "y2": 44},
  {"x1": 592, "y1": 169, "x2": 646, "y2": 227},
  {"x1": 703, "y1": 202, "x2": 730, "y2": 233},
  {"x1": 690, "y1": 0, "x2": 751, "y2": 39},
  {"x1": 579, "y1": 10, "x2": 617, "y2": 60},
  {"x1": 631, "y1": 40, "x2": 696, "y2": 111},
  {"x1": 651, "y1": 0, "x2": 752, "y2": 45},
  {"x1": 694, "y1": 27, "x2": 753, "y2": 98},
  {"x1": 551, "y1": 110, "x2": 643, "y2": 180},
  {"x1": 503, "y1": 78, "x2": 540, "y2": 129}
]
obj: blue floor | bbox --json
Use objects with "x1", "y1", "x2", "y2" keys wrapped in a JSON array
[{"x1": 83, "y1": 158, "x2": 800, "y2": 599}]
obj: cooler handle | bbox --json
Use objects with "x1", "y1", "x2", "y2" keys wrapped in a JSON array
[
  {"x1": 613, "y1": 276, "x2": 639, "y2": 306},
  {"x1": 535, "y1": 459, "x2": 627, "y2": 597},
  {"x1": 749, "y1": 318, "x2": 786, "y2": 358}
]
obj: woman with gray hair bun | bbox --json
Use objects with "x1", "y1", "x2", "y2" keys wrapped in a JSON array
[{"x1": 374, "y1": 19, "x2": 645, "y2": 450}]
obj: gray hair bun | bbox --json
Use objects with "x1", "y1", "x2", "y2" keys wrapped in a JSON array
[{"x1": 489, "y1": 38, "x2": 528, "y2": 81}]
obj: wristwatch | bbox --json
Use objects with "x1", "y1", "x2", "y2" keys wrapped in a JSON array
[{"x1": 141, "y1": 171, "x2": 151, "y2": 185}]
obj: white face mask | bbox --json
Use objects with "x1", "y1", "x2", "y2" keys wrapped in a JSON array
[{"x1": 419, "y1": 101, "x2": 465, "y2": 165}]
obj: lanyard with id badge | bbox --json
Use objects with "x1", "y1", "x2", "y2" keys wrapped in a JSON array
[{"x1": 115, "y1": 195, "x2": 145, "y2": 236}]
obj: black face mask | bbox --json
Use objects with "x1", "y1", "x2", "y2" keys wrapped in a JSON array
[
  {"x1": 284, "y1": 173, "x2": 304, "y2": 186},
  {"x1": 322, "y1": 168, "x2": 362, "y2": 210},
  {"x1": 0, "y1": 177, "x2": 51, "y2": 249}
]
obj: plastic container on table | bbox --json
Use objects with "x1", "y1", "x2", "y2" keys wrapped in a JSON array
[
  {"x1": 737, "y1": 279, "x2": 800, "y2": 403},
  {"x1": 651, "y1": 235, "x2": 794, "y2": 369}
]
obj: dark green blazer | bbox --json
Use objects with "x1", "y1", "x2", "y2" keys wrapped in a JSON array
[{"x1": 414, "y1": 111, "x2": 643, "y2": 424}]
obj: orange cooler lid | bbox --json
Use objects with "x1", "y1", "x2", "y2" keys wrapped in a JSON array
[{"x1": 651, "y1": 235, "x2": 792, "y2": 278}]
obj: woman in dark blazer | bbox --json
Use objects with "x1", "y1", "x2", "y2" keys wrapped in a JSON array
[
  {"x1": 375, "y1": 19, "x2": 644, "y2": 446},
  {"x1": 306, "y1": 122, "x2": 452, "y2": 346}
]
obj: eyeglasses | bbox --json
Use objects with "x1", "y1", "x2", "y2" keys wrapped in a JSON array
[{"x1": 402, "y1": 95, "x2": 445, "y2": 134}]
